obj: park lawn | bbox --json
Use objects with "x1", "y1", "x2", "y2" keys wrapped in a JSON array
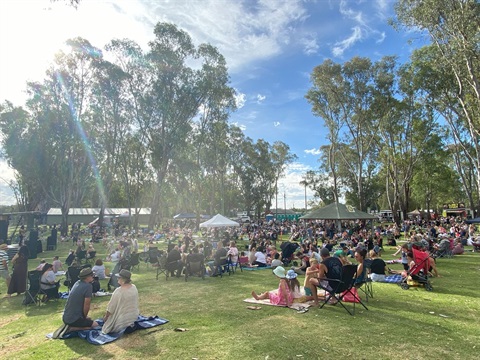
[{"x1": 0, "y1": 239, "x2": 479, "y2": 360}]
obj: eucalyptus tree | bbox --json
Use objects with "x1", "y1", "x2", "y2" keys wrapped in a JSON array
[
  {"x1": 394, "y1": 0, "x2": 480, "y2": 213},
  {"x1": 306, "y1": 57, "x2": 386, "y2": 210}
]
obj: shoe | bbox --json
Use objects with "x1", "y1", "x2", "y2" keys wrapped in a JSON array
[{"x1": 52, "y1": 324, "x2": 70, "y2": 339}]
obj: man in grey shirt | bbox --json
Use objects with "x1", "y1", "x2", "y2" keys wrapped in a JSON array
[{"x1": 62, "y1": 267, "x2": 99, "y2": 332}]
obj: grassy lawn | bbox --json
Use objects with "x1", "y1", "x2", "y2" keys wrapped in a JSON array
[{"x1": 0, "y1": 238, "x2": 479, "y2": 360}]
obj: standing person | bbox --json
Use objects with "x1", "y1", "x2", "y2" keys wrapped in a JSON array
[
  {"x1": 7, "y1": 245, "x2": 30, "y2": 297},
  {"x1": 227, "y1": 241, "x2": 239, "y2": 264},
  {"x1": 60, "y1": 268, "x2": 99, "y2": 333},
  {"x1": 102, "y1": 269, "x2": 139, "y2": 334},
  {"x1": 52, "y1": 256, "x2": 63, "y2": 273},
  {"x1": 0, "y1": 243, "x2": 11, "y2": 290}
]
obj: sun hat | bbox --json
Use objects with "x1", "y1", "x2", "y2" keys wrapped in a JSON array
[
  {"x1": 115, "y1": 269, "x2": 132, "y2": 281},
  {"x1": 286, "y1": 269, "x2": 297, "y2": 280},
  {"x1": 273, "y1": 266, "x2": 286, "y2": 278},
  {"x1": 79, "y1": 267, "x2": 94, "y2": 279}
]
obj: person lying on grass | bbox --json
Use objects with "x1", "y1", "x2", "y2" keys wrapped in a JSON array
[{"x1": 251, "y1": 266, "x2": 293, "y2": 306}]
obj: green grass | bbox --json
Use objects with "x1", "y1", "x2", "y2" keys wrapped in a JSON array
[{"x1": 0, "y1": 239, "x2": 479, "y2": 360}]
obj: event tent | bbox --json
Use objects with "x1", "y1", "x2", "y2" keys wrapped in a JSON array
[
  {"x1": 300, "y1": 202, "x2": 377, "y2": 220},
  {"x1": 199, "y1": 214, "x2": 240, "y2": 228}
]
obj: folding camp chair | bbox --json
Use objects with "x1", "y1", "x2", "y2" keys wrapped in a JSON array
[
  {"x1": 156, "y1": 253, "x2": 168, "y2": 280},
  {"x1": 86, "y1": 251, "x2": 96, "y2": 264},
  {"x1": 24, "y1": 270, "x2": 43, "y2": 306},
  {"x1": 184, "y1": 260, "x2": 206, "y2": 281},
  {"x1": 356, "y1": 258, "x2": 373, "y2": 302},
  {"x1": 319, "y1": 264, "x2": 368, "y2": 316},
  {"x1": 129, "y1": 252, "x2": 141, "y2": 272},
  {"x1": 64, "y1": 266, "x2": 81, "y2": 291},
  {"x1": 76, "y1": 250, "x2": 87, "y2": 264},
  {"x1": 216, "y1": 256, "x2": 232, "y2": 277}
]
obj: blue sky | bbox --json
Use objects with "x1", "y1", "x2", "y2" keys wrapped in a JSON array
[{"x1": 0, "y1": 0, "x2": 425, "y2": 207}]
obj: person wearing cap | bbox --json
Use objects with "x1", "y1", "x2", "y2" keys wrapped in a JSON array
[
  {"x1": 309, "y1": 247, "x2": 343, "y2": 306},
  {"x1": 0, "y1": 243, "x2": 11, "y2": 289},
  {"x1": 61, "y1": 267, "x2": 99, "y2": 332},
  {"x1": 102, "y1": 269, "x2": 139, "y2": 334},
  {"x1": 251, "y1": 266, "x2": 293, "y2": 306}
]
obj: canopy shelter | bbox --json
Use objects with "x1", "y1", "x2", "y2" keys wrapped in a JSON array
[
  {"x1": 200, "y1": 214, "x2": 240, "y2": 228},
  {"x1": 300, "y1": 202, "x2": 377, "y2": 231},
  {"x1": 466, "y1": 217, "x2": 480, "y2": 224}
]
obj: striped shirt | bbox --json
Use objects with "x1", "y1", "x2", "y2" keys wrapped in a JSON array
[{"x1": 0, "y1": 250, "x2": 8, "y2": 271}]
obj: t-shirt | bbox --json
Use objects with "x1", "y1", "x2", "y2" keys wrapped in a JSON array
[
  {"x1": 254, "y1": 251, "x2": 267, "y2": 264},
  {"x1": 0, "y1": 250, "x2": 8, "y2": 271},
  {"x1": 322, "y1": 256, "x2": 343, "y2": 289},
  {"x1": 53, "y1": 259, "x2": 62, "y2": 273},
  {"x1": 41, "y1": 271, "x2": 56, "y2": 289},
  {"x1": 370, "y1": 258, "x2": 386, "y2": 275},
  {"x1": 62, "y1": 280, "x2": 93, "y2": 324},
  {"x1": 92, "y1": 265, "x2": 106, "y2": 280}
]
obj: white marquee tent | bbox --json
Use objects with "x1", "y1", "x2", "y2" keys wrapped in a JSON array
[{"x1": 199, "y1": 214, "x2": 240, "y2": 228}]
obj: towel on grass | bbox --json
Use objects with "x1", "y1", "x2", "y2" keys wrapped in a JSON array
[
  {"x1": 384, "y1": 274, "x2": 403, "y2": 283},
  {"x1": 244, "y1": 297, "x2": 311, "y2": 310},
  {"x1": 47, "y1": 315, "x2": 168, "y2": 345},
  {"x1": 241, "y1": 265, "x2": 272, "y2": 271}
]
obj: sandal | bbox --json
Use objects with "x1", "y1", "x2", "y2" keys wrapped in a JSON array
[{"x1": 246, "y1": 306, "x2": 261, "y2": 310}]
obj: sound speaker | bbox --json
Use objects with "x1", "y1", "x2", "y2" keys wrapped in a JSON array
[
  {"x1": 27, "y1": 230, "x2": 38, "y2": 259},
  {"x1": 0, "y1": 220, "x2": 8, "y2": 243},
  {"x1": 47, "y1": 234, "x2": 57, "y2": 251}
]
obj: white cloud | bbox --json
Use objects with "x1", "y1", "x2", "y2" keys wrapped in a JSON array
[
  {"x1": 0, "y1": 160, "x2": 16, "y2": 205},
  {"x1": 300, "y1": 34, "x2": 319, "y2": 55},
  {"x1": 277, "y1": 162, "x2": 315, "y2": 209},
  {"x1": 376, "y1": 31, "x2": 386, "y2": 44},
  {"x1": 256, "y1": 94, "x2": 266, "y2": 104},
  {"x1": 136, "y1": 0, "x2": 309, "y2": 73},
  {"x1": 273, "y1": 122, "x2": 280, "y2": 127},
  {"x1": 234, "y1": 90, "x2": 247, "y2": 109},
  {"x1": 231, "y1": 122, "x2": 247, "y2": 131},
  {"x1": 332, "y1": 26, "x2": 363, "y2": 57},
  {"x1": 305, "y1": 148, "x2": 322, "y2": 155}
]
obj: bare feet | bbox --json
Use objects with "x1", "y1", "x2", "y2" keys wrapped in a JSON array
[{"x1": 251, "y1": 291, "x2": 260, "y2": 300}]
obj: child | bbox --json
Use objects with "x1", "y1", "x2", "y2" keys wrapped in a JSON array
[
  {"x1": 251, "y1": 266, "x2": 293, "y2": 306},
  {"x1": 52, "y1": 256, "x2": 63, "y2": 273},
  {"x1": 286, "y1": 269, "x2": 308, "y2": 303},
  {"x1": 304, "y1": 258, "x2": 320, "y2": 299}
]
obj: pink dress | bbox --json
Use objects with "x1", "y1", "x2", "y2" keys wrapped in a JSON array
[{"x1": 269, "y1": 279, "x2": 293, "y2": 306}]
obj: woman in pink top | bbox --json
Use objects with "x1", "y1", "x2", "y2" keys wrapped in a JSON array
[{"x1": 251, "y1": 266, "x2": 293, "y2": 306}]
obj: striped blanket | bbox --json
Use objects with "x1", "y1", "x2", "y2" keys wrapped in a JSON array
[{"x1": 47, "y1": 315, "x2": 169, "y2": 345}]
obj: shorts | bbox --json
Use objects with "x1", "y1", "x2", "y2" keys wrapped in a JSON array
[
  {"x1": 403, "y1": 263, "x2": 409, "y2": 271},
  {"x1": 304, "y1": 287, "x2": 312, "y2": 296},
  {"x1": 0, "y1": 269, "x2": 10, "y2": 279},
  {"x1": 67, "y1": 316, "x2": 94, "y2": 328}
]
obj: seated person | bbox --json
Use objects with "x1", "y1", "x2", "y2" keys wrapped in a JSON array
[
  {"x1": 251, "y1": 266, "x2": 293, "y2": 306},
  {"x1": 186, "y1": 247, "x2": 205, "y2": 266},
  {"x1": 248, "y1": 247, "x2": 257, "y2": 266},
  {"x1": 86, "y1": 244, "x2": 96, "y2": 259},
  {"x1": 61, "y1": 268, "x2": 99, "y2": 333},
  {"x1": 65, "y1": 250, "x2": 75, "y2": 267},
  {"x1": 304, "y1": 258, "x2": 320, "y2": 298},
  {"x1": 354, "y1": 248, "x2": 368, "y2": 285},
  {"x1": 52, "y1": 256, "x2": 63, "y2": 273},
  {"x1": 92, "y1": 259, "x2": 106, "y2": 280},
  {"x1": 292, "y1": 252, "x2": 309, "y2": 274},
  {"x1": 102, "y1": 269, "x2": 139, "y2": 334},
  {"x1": 40, "y1": 263, "x2": 60, "y2": 301},
  {"x1": 334, "y1": 246, "x2": 350, "y2": 265},
  {"x1": 36, "y1": 259, "x2": 47, "y2": 271},
  {"x1": 369, "y1": 250, "x2": 387, "y2": 282},
  {"x1": 270, "y1": 253, "x2": 282, "y2": 268},
  {"x1": 309, "y1": 248, "x2": 343, "y2": 305},
  {"x1": 452, "y1": 241, "x2": 464, "y2": 255},
  {"x1": 253, "y1": 246, "x2": 267, "y2": 267},
  {"x1": 166, "y1": 245, "x2": 184, "y2": 277},
  {"x1": 226, "y1": 241, "x2": 239, "y2": 264}
]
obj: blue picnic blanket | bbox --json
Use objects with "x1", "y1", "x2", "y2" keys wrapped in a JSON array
[
  {"x1": 384, "y1": 274, "x2": 403, "y2": 283},
  {"x1": 47, "y1": 315, "x2": 168, "y2": 345}
]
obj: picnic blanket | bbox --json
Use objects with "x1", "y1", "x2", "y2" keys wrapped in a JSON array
[
  {"x1": 47, "y1": 315, "x2": 168, "y2": 345},
  {"x1": 241, "y1": 265, "x2": 272, "y2": 271},
  {"x1": 244, "y1": 287, "x2": 325, "y2": 310}
]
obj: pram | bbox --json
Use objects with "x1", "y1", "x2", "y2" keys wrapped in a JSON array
[
  {"x1": 400, "y1": 248, "x2": 433, "y2": 291},
  {"x1": 280, "y1": 241, "x2": 298, "y2": 266}
]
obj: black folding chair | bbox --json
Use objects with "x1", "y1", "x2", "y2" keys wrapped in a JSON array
[
  {"x1": 129, "y1": 252, "x2": 141, "y2": 272},
  {"x1": 356, "y1": 259, "x2": 373, "y2": 302},
  {"x1": 64, "y1": 266, "x2": 81, "y2": 291},
  {"x1": 185, "y1": 260, "x2": 206, "y2": 281},
  {"x1": 86, "y1": 251, "x2": 96, "y2": 264},
  {"x1": 76, "y1": 250, "x2": 87, "y2": 264},
  {"x1": 24, "y1": 270, "x2": 42, "y2": 306},
  {"x1": 319, "y1": 264, "x2": 369, "y2": 316}
]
